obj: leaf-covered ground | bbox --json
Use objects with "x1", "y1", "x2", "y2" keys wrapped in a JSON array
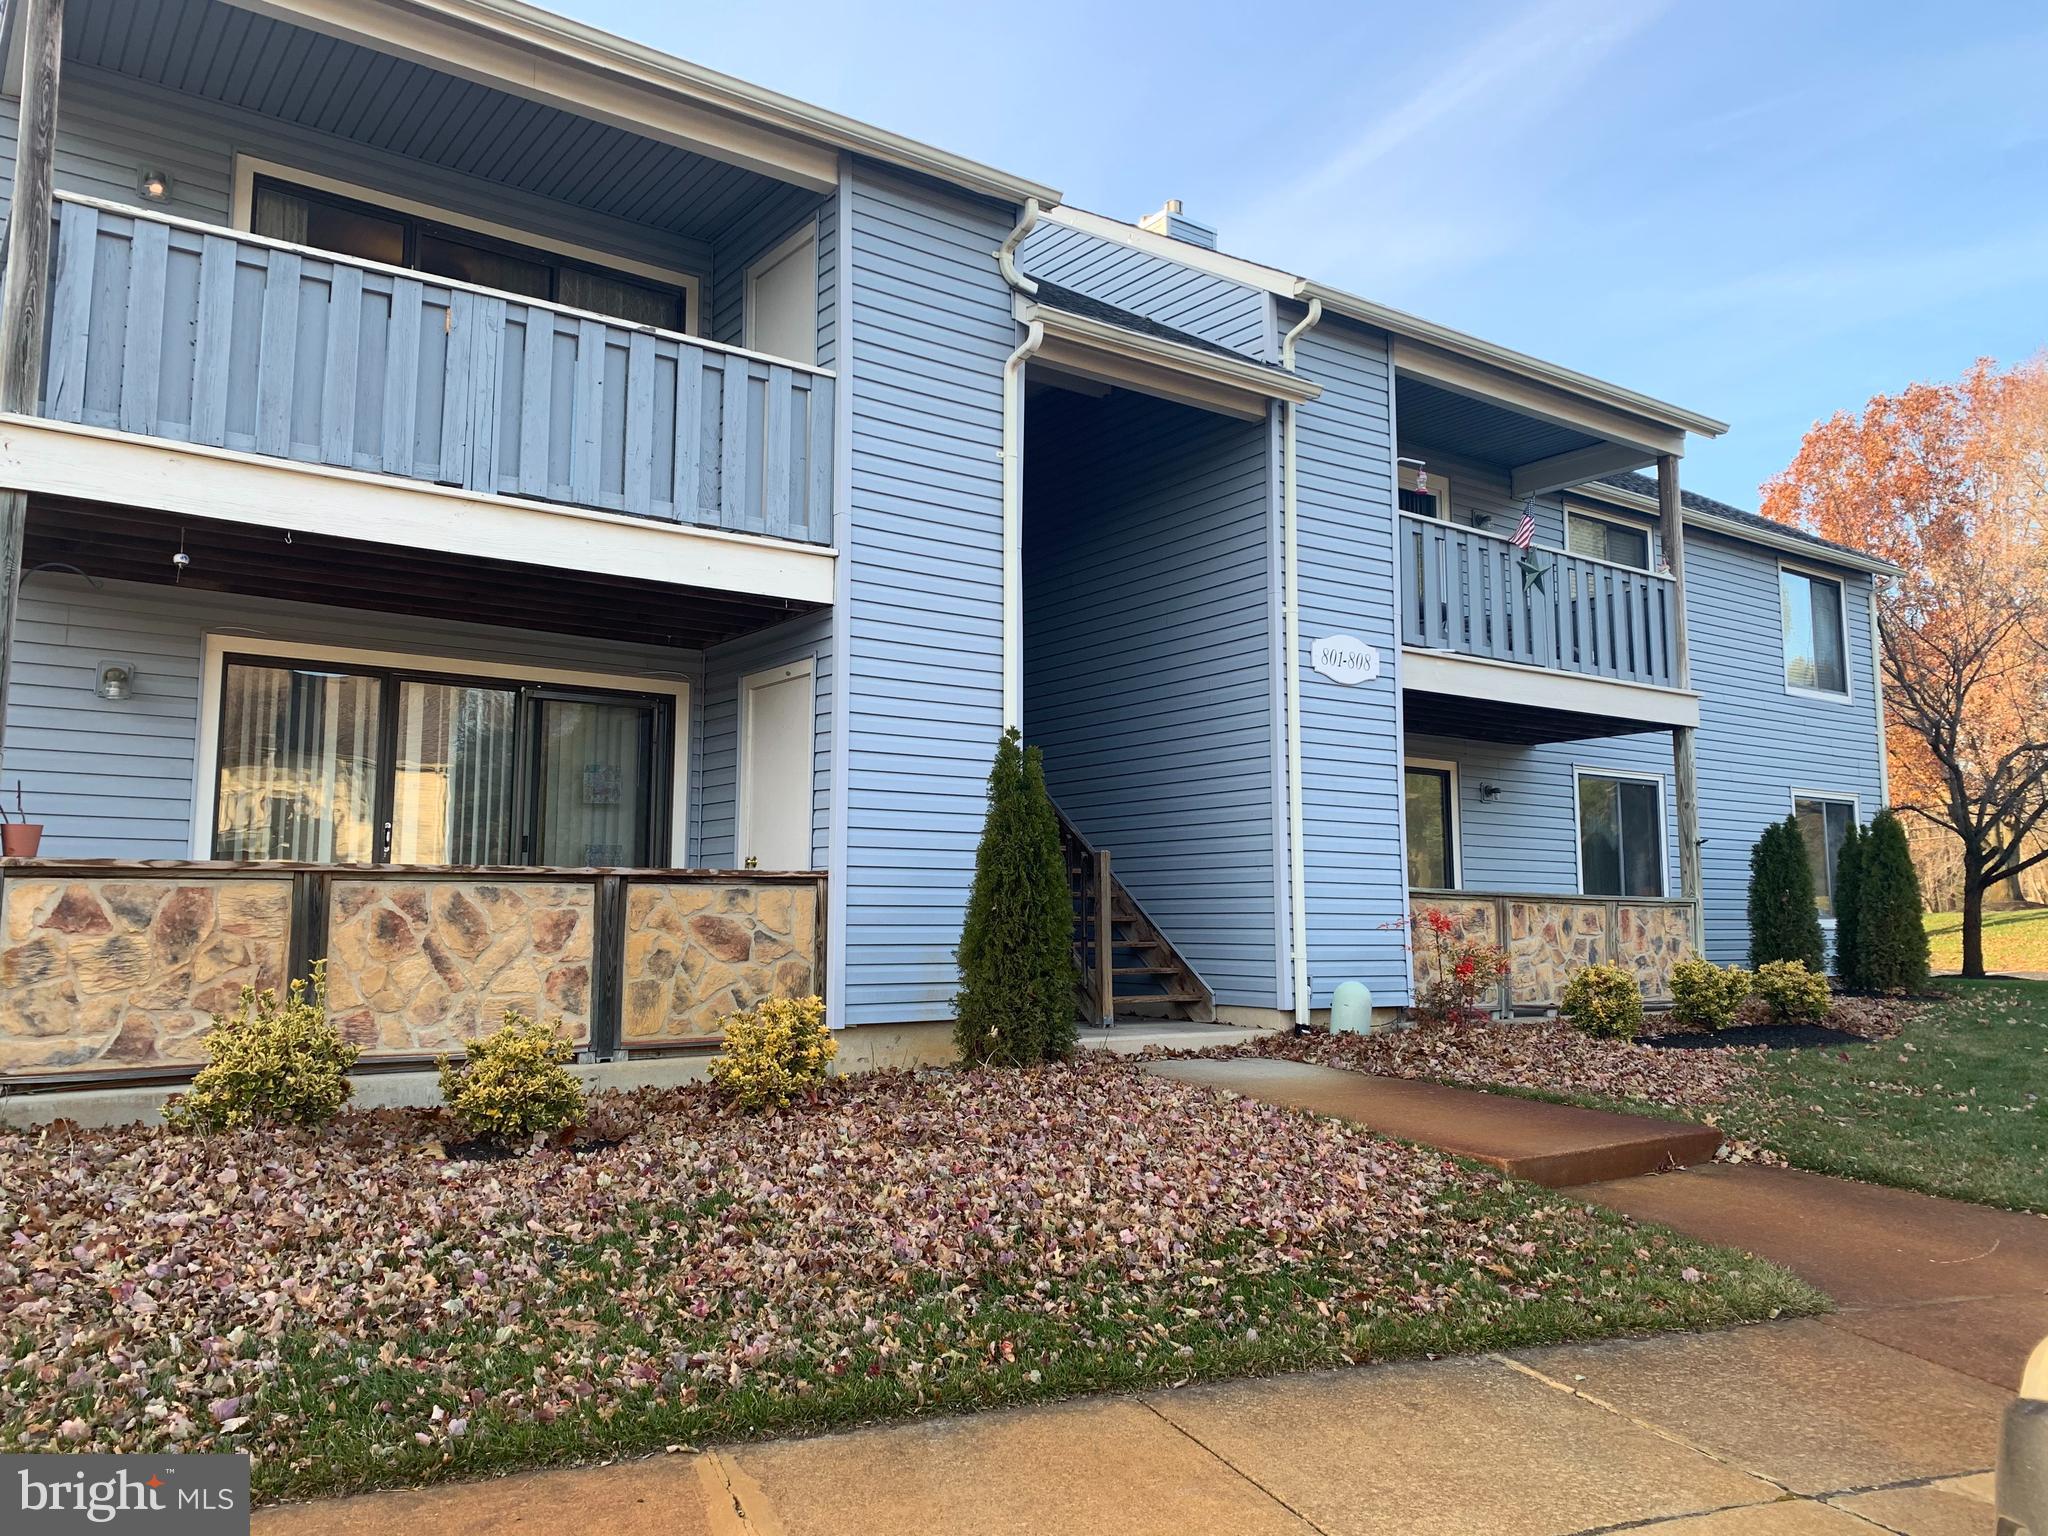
[
  {"x1": 3, "y1": 1059, "x2": 1818, "y2": 1501},
  {"x1": 1204, "y1": 986, "x2": 2046, "y2": 1214}
]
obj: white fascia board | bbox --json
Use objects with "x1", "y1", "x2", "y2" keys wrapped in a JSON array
[
  {"x1": 1573, "y1": 479, "x2": 1901, "y2": 578},
  {"x1": 1402, "y1": 648, "x2": 1701, "y2": 731},
  {"x1": 0, "y1": 414, "x2": 836, "y2": 606},
  {"x1": 228, "y1": 0, "x2": 1060, "y2": 206},
  {"x1": 1017, "y1": 298, "x2": 1321, "y2": 416}
]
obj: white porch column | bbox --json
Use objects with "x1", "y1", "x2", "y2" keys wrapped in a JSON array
[
  {"x1": 0, "y1": 0, "x2": 64, "y2": 770},
  {"x1": 1659, "y1": 453, "x2": 1704, "y2": 949}
]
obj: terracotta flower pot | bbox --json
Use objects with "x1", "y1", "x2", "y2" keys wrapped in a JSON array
[{"x1": 2, "y1": 822, "x2": 43, "y2": 858}]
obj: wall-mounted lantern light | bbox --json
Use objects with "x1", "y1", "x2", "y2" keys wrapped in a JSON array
[
  {"x1": 94, "y1": 662, "x2": 136, "y2": 701},
  {"x1": 137, "y1": 168, "x2": 172, "y2": 203},
  {"x1": 1478, "y1": 782, "x2": 1503, "y2": 802}
]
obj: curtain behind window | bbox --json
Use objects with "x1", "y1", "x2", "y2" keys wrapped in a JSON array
[{"x1": 214, "y1": 662, "x2": 382, "y2": 862}]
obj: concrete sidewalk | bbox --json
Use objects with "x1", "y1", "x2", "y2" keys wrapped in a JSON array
[
  {"x1": 1146, "y1": 1057, "x2": 1726, "y2": 1185},
  {"x1": 255, "y1": 1317, "x2": 2006, "y2": 1535}
]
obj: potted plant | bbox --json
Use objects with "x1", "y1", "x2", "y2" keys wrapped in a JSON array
[{"x1": 1, "y1": 783, "x2": 42, "y2": 858}]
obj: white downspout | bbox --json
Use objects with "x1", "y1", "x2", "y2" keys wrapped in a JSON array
[
  {"x1": 995, "y1": 197, "x2": 1045, "y2": 730},
  {"x1": 1000, "y1": 318, "x2": 1043, "y2": 729},
  {"x1": 1280, "y1": 298, "x2": 1323, "y2": 1026}
]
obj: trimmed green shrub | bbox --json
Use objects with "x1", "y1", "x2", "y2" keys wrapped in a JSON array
[
  {"x1": 439, "y1": 1013, "x2": 584, "y2": 1147},
  {"x1": 1858, "y1": 809, "x2": 1931, "y2": 993},
  {"x1": 1832, "y1": 820, "x2": 1866, "y2": 987},
  {"x1": 954, "y1": 727, "x2": 1079, "y2": 1065},
  {"x1": 166, "y1": 964, "x2": 357, "y2": 1133},
  {"x1": 709, "y1": 995, "x2": 835, "y2": 1112},
  {"x1": 1748, "y1": 817, "x2": 1825, "y2": 971},
  {"x1": 1668, "y1": 958, "x2": 1752, "y2": 1031},
  {"x1": 1754, "y1": 959, "x2": 1831, "y2": 1025},
  {"x1": 1559, "y1": 963, "x2": 1644, "y2": 1041}
]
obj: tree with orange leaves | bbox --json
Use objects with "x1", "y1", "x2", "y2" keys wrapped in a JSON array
[{"x1": 1762, "y1": 356, "x2": 2048, "y2": 977}]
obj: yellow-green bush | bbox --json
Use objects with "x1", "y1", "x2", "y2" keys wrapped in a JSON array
[
  {"x1": 1559, "y1": 963, "x2": 1644, "y2": 1041},
  {"x1": 165, "y1": 964, "x2": 358, "y2": 1133},
  {"x1": 1668, "y1": 958, "x2": 1753, "y2": 1031},
  {"x1": 1754, "y1": 959, "x2": 1831, "y2": 1025},
  {"x1": 709, "y1": 995, "x2": 834, "y2": 1111},
  {"x1": 439, "y1": 1013, "x2": 584, "y2": 1146}
]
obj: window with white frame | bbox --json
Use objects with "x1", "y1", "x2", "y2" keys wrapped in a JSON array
[
  {"x1": 1793, "y1": 796, "x2": 1857, "y2": 919},
  {"x1": 1577, "y1": 772, "x2": 1665, "y2": 897},
  {"x1": 1781, "y1": 567, "x2": 1849, "y2": 695},
  {"x1": 1567, "y1": 510, "x2": 1651, "y2": 570}
]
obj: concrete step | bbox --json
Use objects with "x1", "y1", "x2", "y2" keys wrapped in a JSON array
[{"x1": 1143, "y1": 1057, "x2": 1726, "y2": 1186}]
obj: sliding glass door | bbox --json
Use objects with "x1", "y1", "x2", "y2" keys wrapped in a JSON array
[{"x1": 213, "y1": 657, "x2": 672, "y2": 867}]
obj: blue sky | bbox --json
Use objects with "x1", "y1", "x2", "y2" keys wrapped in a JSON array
[{"x1": 562, "y1": 0, "x2": 2047, "y2": 508}]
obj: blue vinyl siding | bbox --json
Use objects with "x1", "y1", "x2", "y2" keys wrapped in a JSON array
[
  {"x1": 2, "y1": 574, "x2": 706, "y2": 862},
  {"x1": 838, "y1": 165, "x2": 1015, "y2": 1026},
  {"x1": 698, "y1": 611, "x2": 833, "y2": 870},
  {"x1": 1019, "y1": 221, "x2": 1268, "y2": 357},
  {"x1": 1687, "y1": 532, "x2": 1885, "y2": 962},
  {"x1": 1404, "y1": 733, "x2": 1678, "y2": 895},
  {"x1": 1289, "y1": 314, "x2": 1412, "y2": 1006},
  {"x1": 1024, "y1": 389, "x2": 1279, "y2": 1008},
  {"x1": 1403, "y1": 531, "x2": 1884, "y2": 966}
]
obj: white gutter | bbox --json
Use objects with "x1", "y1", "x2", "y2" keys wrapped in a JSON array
[
  {"x1": 996, "y1": 197, "x2": 1042, "y2": 298},
  {"x1": 1280, "y1": 297, "x2": 1323, "y2": 1026},
  {"x1": 995, "y1": 199, "x2": 1047, "y2": 729}
]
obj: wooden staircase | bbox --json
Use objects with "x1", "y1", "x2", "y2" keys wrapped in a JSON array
[{"x1": 1055, "y1": 803, "x2": 1214, "y2": 1025}]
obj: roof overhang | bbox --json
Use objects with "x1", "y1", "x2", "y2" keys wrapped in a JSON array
[
  {"x1": 1016, "y1": 296, "x2": 1320, "y2": 422},
  {"x1": 1574, "y1": 479, "x2": 1902, "y2": 577},
  {"x1": 226, "y1": 0, "x2": 1060, "y2": 205},
  {"x1": 1041, "y1": 206, "x2": 1728, "y2": 453},
  {"x1": 1403, "y1": 649, "x2": 1700, "y2": 738}
]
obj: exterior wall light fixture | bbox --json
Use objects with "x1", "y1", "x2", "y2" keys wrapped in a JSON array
[
  {"x1": 95, "y1": 662, "x2": 136, "y2": 701},
  {"x1": 137, "y1": 168, "x2": 173, "y2": 203}
]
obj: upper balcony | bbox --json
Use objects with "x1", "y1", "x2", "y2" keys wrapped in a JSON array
[
  {"x1": 33, "y1": 193, "x2": 833, "y2": 544},
  {"x1": 0, "y1": 0, "x2": 868, "y2": 617},
  {"x1": 1399, "y1": 512, "x2": 1679, "y2": 689}
]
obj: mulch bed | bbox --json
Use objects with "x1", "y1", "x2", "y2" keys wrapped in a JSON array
[{"x1": 1642, "y1": 1023, "x2": 1868, "y2": 1052}]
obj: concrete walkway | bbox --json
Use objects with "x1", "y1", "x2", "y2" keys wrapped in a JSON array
[
  {"x1": 256, "y1": 1315, "x2": 2009, "y2": 1536},
  {"x1": 254, "y1": 1071, "x2": 2046, "y2": 1535},
  {"x1": 1147, "y1": 1057, "x2": 1725, "y2": 1184}
]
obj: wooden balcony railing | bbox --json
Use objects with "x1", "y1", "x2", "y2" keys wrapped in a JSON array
[
  {"x1": 37, "y1": 194, "x2": 834, "y2": 544},
  {"x1": 1399, "y1": 513, "x2": 1679, "y2": 688}
]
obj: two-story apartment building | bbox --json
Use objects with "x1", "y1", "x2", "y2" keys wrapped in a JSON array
[{"x1": 0, "y1": 0, "x2": 1891, "y2": 1085}]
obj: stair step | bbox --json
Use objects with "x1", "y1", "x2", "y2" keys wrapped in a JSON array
[{"x1": 1114, "y1": 964, "x2": 1177, "y2": 976}]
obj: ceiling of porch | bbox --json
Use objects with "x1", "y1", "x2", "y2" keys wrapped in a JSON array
[
  {"x1": 23, "y1": 498, "x2": 823, "y2": 651},
  {"x1": 1396, "y1": 375, "x2": 1604, "y2": 468},
  {"x1": 62, "y1": 0, "x2": 808, "y2": 241},
  {"x1": 1404, "y1": 684, "x2": 1677, "y2": 746}
]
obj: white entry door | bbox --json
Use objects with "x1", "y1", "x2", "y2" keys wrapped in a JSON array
[
  {"x1": 738, "y1": 661, "x2": 815, "y2": 870},
  {"x1": 744, "y1": 225, "x2": 817, "y2": 366}
]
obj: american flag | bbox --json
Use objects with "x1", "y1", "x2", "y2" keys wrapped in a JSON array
[{"x1": 1510, "y1": 509, "x2": 1536, "y2": 550}]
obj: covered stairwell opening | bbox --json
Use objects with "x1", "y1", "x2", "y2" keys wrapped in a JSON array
[{"x1": 1019, "y1": 376, "x2": 1281, "y2": 1026}]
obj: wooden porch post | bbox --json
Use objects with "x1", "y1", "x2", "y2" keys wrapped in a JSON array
[
  {"x1": 0, "y1": 0, "x2": 64, "y2": 771},
  {"x1": 1659, "y1": 453, "x2": 1704, "y2": 949}
]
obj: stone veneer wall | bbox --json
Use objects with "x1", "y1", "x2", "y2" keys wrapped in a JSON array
[
  {"x1": 0, "y1": 876, "x2": 291, "y2": 1073},
  {"x1": 1408, "y1": 894, "x2": 1694, "y2": 1011},
  {"x1": 622, "y1": 880, "x2": 820, "y2": 1043},
  {"x1": 325, "y1": 879, "x2": 595, "y2": 1054}
]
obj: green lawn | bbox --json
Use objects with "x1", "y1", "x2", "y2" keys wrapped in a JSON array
[
  {"x1": 1715, "y1": 979, "x2": 2048, "y2": 1212},
  {"x1": 1925, "y1": 907, "x2": 2048, "y2": 974}
]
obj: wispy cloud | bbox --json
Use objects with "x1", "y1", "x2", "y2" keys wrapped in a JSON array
[{"x1": 1221, "y1": 0, "x2": 1670, "y2": 286}]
